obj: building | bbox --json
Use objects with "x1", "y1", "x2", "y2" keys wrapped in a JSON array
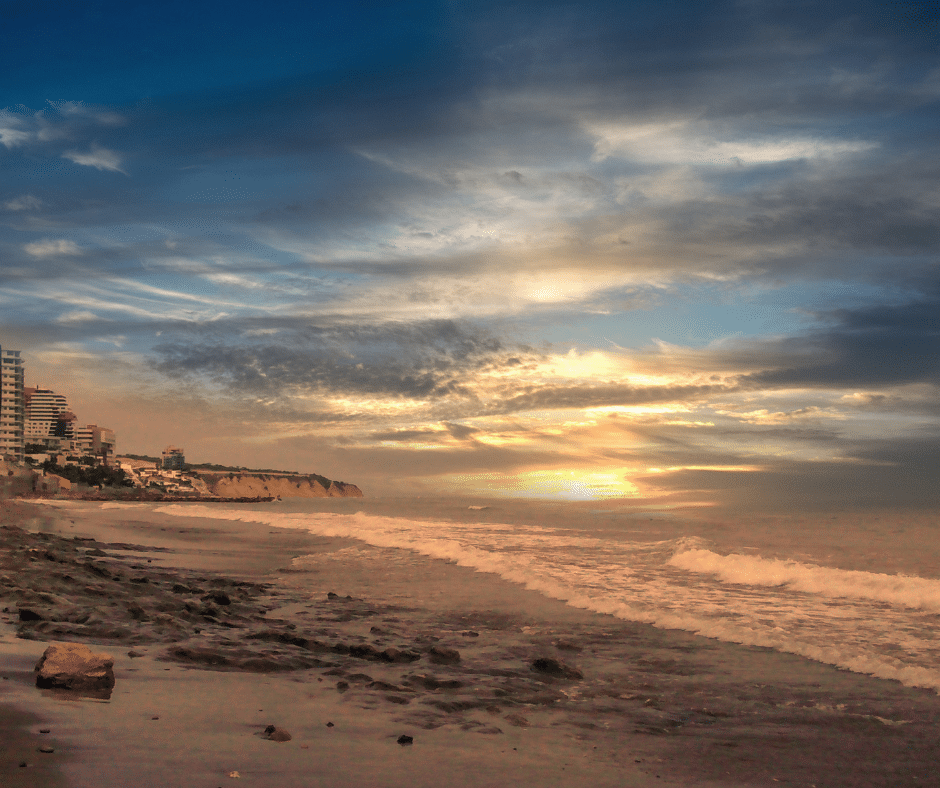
[
  {"x1": 24, "y1": 387, "x2": 75, "y2": 445},
  {"x1": 162, "y1": 445, "x2": 185, "y2": 470},
  {"x1": 0, "y1": 346, "x2": 25, "y2": 461},
  {"x1": 72, "y1": 424, "x2": 116, "y2": 464}
]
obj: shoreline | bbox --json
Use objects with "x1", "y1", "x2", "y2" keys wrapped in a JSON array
[{"x1": 2, "y1": 499, "x2": 940, "y2": 787}]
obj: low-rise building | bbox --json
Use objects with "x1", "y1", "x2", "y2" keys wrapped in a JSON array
[
  {"x1": 73, "y1": 424, "x2": 116, "y2": 464},
  {"x1": 162, "y1": 446, "x2": 185, "y2": 470}
]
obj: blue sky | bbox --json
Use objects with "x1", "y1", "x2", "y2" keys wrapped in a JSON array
[{"x1": 2, "y1": 0, "x2": 938, "y2": 508}]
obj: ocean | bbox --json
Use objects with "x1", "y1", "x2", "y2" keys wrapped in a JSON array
[{"x1": 153, "y1": 497, "x2": 940, "y2": 694}]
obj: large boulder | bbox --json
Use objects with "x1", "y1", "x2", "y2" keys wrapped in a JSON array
[{"x1": 35, "y1": 642, "x2": 115, "y2": 693}]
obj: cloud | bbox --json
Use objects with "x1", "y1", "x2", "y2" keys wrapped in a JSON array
[
  {"x1": 3, "y1": 195, "x2": 42, "y2": 211},
  {"x1": 151, "y1": 319, "x2": 524, "y2": 400},
  {"x1": 55, "y1": 310, "x2": 101, "y2": 324},
  {"x1": 743, "y1": 295, "x2": 940, "y2": 388},
  {"x1": 0, "y1": 110, "x2": 31, "y2": 147},
  {"x1": 23, "y1": 239, "x2": 82, "y2": 257},
  {"x1": 585, "y1": 120, "x2": 877, "y2": 165},
  {"x1": 62, "y1": 145, "x2": 126, "y2": 173}
]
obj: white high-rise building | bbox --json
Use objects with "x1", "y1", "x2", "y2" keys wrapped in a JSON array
[
  {"x1": 24, "y1": 387, "x2": 75, "y2": 443},
  {"x1": 0, "y1": 346, "x2": 25, "y2": 461}
]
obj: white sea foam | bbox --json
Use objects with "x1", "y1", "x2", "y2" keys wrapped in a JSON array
[
  {"x1": 154, "y1": 504, "x2": 940, "y2": 693},
  {"x1": 668, "y1": 548, "x2": 940, "y2": 612}
]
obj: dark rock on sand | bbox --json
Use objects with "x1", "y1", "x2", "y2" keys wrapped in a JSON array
[
  {"x1": 530, "y1": 657, "x2": 583, "y2": 680},
  {"x1": 35, "y1": 642, "x2": 115, "y2": 692},
  {"x1": 397, "y1": 734, "x2": 414, "y2": 745},
  {"x1": 428, "y1": 645, "x2": 461, "y2": 664},
  {"x1": 245, "y1": 629, "x2": 313, "y2": 649},
  {"x1": 349, "y1": 643, "x2": 378, "y2": 659},
  {"x1": 406, "y1": 674, "x2": 464, "y2": 690},
  {"x1": 263, "y1": 725, "x2": 292, "y2": 742},
  {"x1": 18, "y1": 608, "x2": 43, "y2": 621},
  {"x1": 380, "y1": 647, "x2": 421, "y2": 663}
]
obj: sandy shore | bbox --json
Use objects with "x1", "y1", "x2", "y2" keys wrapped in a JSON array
[{"x1": 2, "y1": 500, "x2": 939, "y2": 788}]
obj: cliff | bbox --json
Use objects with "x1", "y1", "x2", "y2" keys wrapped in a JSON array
[{"x1": 194, "y1": 472, "x2": 363, "y2": 499}]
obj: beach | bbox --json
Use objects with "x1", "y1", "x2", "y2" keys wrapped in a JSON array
[{"x1": 2, "y1": 499, "x2": 939, "y2": 788}]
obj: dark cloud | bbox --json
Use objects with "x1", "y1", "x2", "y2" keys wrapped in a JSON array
[
  {"x1": 743, "y1": 292, "x2": 940, "y2": 388},
  {"x1": 152, "y1": 319, "x2": 530, "y2": 400}
]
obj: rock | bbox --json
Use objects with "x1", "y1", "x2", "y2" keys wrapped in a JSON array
[
  {"x1": 18, "y1": 608, "x2": 43, "y2": 621},
  {"x1": 263, "y1": 725, "x2": 292, "y2": 742},
  {"x1": 530, "y1": 657, "x2": 583, "y2": 680},
  {"x1": 397, "y1": 734, "x2": 414, "y2": 745},
  {"x1": 504, "y1": 712, "x2": 530, "y2": 727},
  {"x1": 428, "y1": 646, "x2": 460, "y2": 665},
  {"x1": 349, "y1": 643, "x2": 380, "y2": 660},
  {"x1": 203, "y1": 591, "x2": 231, "y2": 606},
  {"x1": 35, "y1": 643, "x2": 115, "y2": 692},
  {"x1": 381, "y1": 647, "x2": 421, "y2": 663},
  {"x1": 38, "y1": 745, "x2": 54, "y2": 753}
]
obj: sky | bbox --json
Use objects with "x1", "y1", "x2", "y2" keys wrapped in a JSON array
[{"x1": 1, "y1": 0, "x2": 938, "y2": 509}]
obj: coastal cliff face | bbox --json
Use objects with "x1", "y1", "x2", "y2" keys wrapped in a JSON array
[{"x1": 195, "y1": 472, "x2": 363, "y2": 499}]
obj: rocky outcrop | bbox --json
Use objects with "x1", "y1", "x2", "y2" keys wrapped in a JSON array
[
  {"x1": 195, "y1": 473, "x2": 363, "y2": 499},
  {"x1": 35, "y1": 642, "x2": 115, "y2": 694}
]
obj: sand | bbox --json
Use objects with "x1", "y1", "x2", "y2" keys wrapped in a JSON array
[{"x1": 2, "y1": 500, "x2": 939, "y2": 788}]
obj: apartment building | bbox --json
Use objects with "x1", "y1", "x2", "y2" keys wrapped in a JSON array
[
  {"x1": 0, "y1": 346, "x2": 25, "y2": 461},
  {"x1": 24, "y1": 386, "x2": 76, "y2": 443}
]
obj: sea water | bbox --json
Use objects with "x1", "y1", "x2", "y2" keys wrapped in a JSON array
[{"x1": 154, "y1": 498, "x2": 940, "y2": 693}]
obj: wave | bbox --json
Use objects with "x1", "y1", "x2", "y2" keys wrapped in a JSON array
[{"x1": 668, "y1": 548, "x2": 940, "y2": 612}]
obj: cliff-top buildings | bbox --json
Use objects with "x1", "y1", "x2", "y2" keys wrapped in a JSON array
[
  {"x1": 162, "y1": 445, "x2": 185, "y2": 470},
  {"x1": 0, "y1": 346, "x2": 25, "y2": 461}
]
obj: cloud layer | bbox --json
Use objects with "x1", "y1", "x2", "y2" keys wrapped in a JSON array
[{"x1": 1, "y1": 0, "x2": 938, "y2": 507}]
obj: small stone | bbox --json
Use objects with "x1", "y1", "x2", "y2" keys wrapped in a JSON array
[
  {"x1": 39, "y1": 728, "x2": 50, "y2": 733},
  {"x1": 326, "y1": 722, "x2": 334, "y2": 727},
  {"x1": 530, "y1": 657, "x2": 582, "y2": 680},
  {"x1": 263, "y1": 725, "x2": 292, "y2": 742},
  {"x1": 397, "y1": 734, "x2": 414, "y2": 745},
  {"x1": 38, "y1": 746, "x2": 54, "y2": 753}
]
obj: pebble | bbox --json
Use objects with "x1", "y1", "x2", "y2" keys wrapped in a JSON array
[
  {"x1": 263, "y1": 725, "x2": 292, "y2": 742},
  {"x1": 38, "y1": 746, "x2": 54, "y2": 753},
  {"x1": 39, "y1": 728, "x2": 50, "y2": 733},
  {"x1": 397, "y1": 734, "x2": 414, "y2": 745}
]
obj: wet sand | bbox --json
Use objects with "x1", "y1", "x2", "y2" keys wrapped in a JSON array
[{"x1": 2, "y1": 499, "x2": 939, "y2": 787}]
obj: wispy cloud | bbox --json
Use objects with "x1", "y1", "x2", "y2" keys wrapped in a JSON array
[
  {"x1": 62, "y1": 144, "x2": 126, "y2": 173},
  {"x1": 24, "y1": 239, "x2": 82, "y2": 257},
  {"x1": 3, "y1": 194, "x2": 43, "y2": 211}
]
